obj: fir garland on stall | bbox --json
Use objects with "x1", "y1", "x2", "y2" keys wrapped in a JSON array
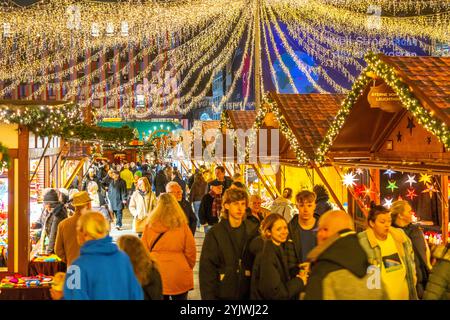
[
  {"x1": 0, "y1": 143, "x2": 11, "y2": 171},
  {"x1": 316, "y1": 52, "x2": 450, "y2": 164}
]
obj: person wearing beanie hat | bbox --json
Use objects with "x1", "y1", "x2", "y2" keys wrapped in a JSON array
[{"x1": 36, "y1": 189, "x2": 68, "y2": 255}]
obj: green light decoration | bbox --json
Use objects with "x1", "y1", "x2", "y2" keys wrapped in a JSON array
[{"x1": 386, "y1": 180, "x2": 399, "y2": 192}]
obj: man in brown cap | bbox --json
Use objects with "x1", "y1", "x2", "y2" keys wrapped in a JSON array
[{"x1": 55, "y1": 191, "x2": 92, "y2": 266}]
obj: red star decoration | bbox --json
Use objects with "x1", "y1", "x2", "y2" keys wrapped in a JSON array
[
  {"x1": 354, "y1": 184, "x2": 365, "y2": 197},
  {"x1": 406, "y1": 188, "x2": 418, "y2": 200}
]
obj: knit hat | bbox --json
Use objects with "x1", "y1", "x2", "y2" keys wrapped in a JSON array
[
  {"x1": 71, "y1": 191, "x2": 92, "y2": 207},
  {"x1": 134, "y1": 170, "x2": 142, "y2": 178},
  {"x1": 43, "y1": 189, "x2": 59, "y2": 204}
]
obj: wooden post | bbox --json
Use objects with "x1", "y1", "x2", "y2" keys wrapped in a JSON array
[
  {"x1": 251, "y1": 164, "x2": 277, "y2": 200},
  {"x1": 441, "y1": 175, "x2": 448, "y2": 244},
  {"x1": 312, "y1": 163, "x2": 345, "y2": 211},
  {"x1": 18, "y1": 126, "x2": 29, "y2": 275}
]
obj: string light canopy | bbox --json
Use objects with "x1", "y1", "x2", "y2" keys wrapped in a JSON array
[{"x1": 0, "y1": 0, "x2": 448, "y2": 117}]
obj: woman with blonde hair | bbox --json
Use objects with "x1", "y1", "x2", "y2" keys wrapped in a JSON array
[
  {"x1": 63, "y1": 211, "x2": 143, "y2": 300},
  {"x1": 142, "y1": 193, "x2": 196, "y2": 300},
  {"x1": 117, "y1": 235, "x2": 163, "y2": 300},
  {"x1": 129, "y1": 177, "x2": 156, "y2": 237}
]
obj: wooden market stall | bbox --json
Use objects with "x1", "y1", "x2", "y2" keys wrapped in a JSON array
[
  {"x1": 317, "y1": 54, "x2": 449, "y2": 243},
  {"x1": 249, "y1": 92, "x2": 348, "y2": 210}
]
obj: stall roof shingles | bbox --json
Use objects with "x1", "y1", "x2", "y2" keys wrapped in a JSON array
[
  {"x1": 379, "y1": 55, "x2": 450, "y2": 125},
  {"x1": 201, "y1": 120, "x2": 220, "y2": 134},
  {"x1": 270, "y1": 93, "x2": 344, "y2": 159},
  {"x1": 226, "y1": 110, "x2": 256, "y2": 130}
]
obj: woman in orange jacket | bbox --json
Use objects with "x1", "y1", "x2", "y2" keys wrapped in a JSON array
[{"x1": 142, "y1": 193, "x2": 197, "y2": 300}]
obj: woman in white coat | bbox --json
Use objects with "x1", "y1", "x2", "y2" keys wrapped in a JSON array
[{"x1": 129, "y1": 177, "x2": 157, "y2": 237}]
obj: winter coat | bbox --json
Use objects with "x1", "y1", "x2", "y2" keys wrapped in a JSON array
[
  {"x1": 81, "y1": 176, "x2": 100, "y2": 192},
  {"x1": 423, "y1": 244, "x2": 450, "y2": 300},
  {"x1": 142, "y1": 221, "x2": 196, "y2": 295},
  {"x1": 251, "y1": 240, "x2": 305, "y2": 300},
  {"x1": 107, "y1": 178, "x2": 128, "y2": 211},
  {"x1": 358, "y1": 227, "x2": 418, "y2": 300},
  {"x1": 63, "y1": 236, "x2": 144, "y2": 300},
  {"x1": 129, "y1": 190, "x2": 157, "y2": 233},
  {"x1": 199, "y1": 219, "x2": 259, "y2": 300},
  {"x1": 393, "y1": 222, "x2": 431, "y2": 298},
  {"x1": 55, "y1": 211, "x2": 81, "y2": 266},
  {"x1": 313, "y1": 195, "x2": 333, "y2": 220},
  {"x1": 38, "y1": 204, "x2": 68, "y2": 254},
  {"x1": 207, "y1": 177, "x2": 233, "y2": 194},
  {"x1": 154, "y1": 170, "x2": 169, "y2": 196},
  {"x1": 270, "y1": 197, "x2": 297, "y2": 221},
  {"x1": 120, "y1": 169, "x2": 135, "y2": 190},
  {"x1": 189, "y1": 179, "x2": 208, "y2": 203},
  {"x1": 287, "y1": 215, "x2": 318, "y2": 264},
  {"x1": 304, "y1": 229, "x2": 386, "y2": 300},
  {"x1": 198, "y1": 192, "x2": 220, "y2": 226},
  {"x1": 179, "y1": 199, "x2": 198, "y2": 235},
  {"x1": 142, "y1": 264, "x2": 164, "y2": 300}
]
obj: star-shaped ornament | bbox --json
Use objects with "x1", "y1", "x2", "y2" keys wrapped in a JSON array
[
  {"x1": 396, "y1": 131, "x2": 402, "y2": 142},
  {"x1": 354, "y1": 184, "x2": 365, "y2": 197},
  {"x1": 355, "y1": 168, "x2": 364, "y2": 175},
  {"x1": 419, "y1": 173, "x2": 432, "y2": 185},
  {"x1": 406, "y1": 188, "x2": 418, "y2": 200},
  {"x1": 422, "y1": 183, "x2": 438, "y2": 198},
  {"x1": 405, "y1": 175, "x2": 417, "y2": 187},
  {"x1": 383, "y1": 169, "x2": 396, "y2": 178},
  {"x1": 386, "y1": 180, "x2": 399, "y2": 192},
  {"x1": 407, "y1": 117, "x2": 416, "y2": 135},
  {"x1": 363, "y1": 185, "x2": 374, "y2": 198},
  {"x1": 383, "y1": 198, "x2": 393, "y2": 209},
  {"x1": 342, "y1": 172, "x2": 358, "y2": 188}
]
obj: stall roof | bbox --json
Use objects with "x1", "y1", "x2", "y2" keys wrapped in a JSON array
[
  {"x1": 378, "y1": 55, "x2": 450, "y2": 125},
  {"x1": 225, "y1": 110, "x2": 256, "y2": 131},
  {"x1": 319, "y1": 54, "x2": 450, "y2": 171},
  {"x1": 269, "y1": 92, "x2": 344, "y2": 161}
]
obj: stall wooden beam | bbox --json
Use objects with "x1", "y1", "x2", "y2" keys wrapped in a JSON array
[
  {"x1": 251, "y1": 164, "x2": 277, "y2": 200},
  {"x1": 312, "y1": 163, "x2": 345, "y2": 211},
  {"x1": 63, "y1": 158, "x2": 86, "y2": 189},
  {"x1": 179, "y1": 160, "x2": 190, "y2": 176},
  {"x1": 257, "y1": 161, "x2": 281, "y2": 197},
  {"x1": 441, "y1": 175, "x2": 449, "y2": 244},
  {"x1": 18, "y1": 126, "x2": 29, "y2": 275},
  {"x1": 191, "y1": 160, "x2": 199, "y2": 171}
]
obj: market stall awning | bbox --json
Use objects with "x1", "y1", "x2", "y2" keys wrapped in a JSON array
[
  {"x1": 98, "y1": 120, "x2": 183, "y2": 140},
  {"x1": 317, "y1": 53, "x2": 450, "y2": 172}
]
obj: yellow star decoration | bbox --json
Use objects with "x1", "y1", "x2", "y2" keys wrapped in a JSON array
[
  {"x1": 422, "y1": 183, "x2": 438, "y2": 198},
  {"x1": 419, "y1": 173, "x2": 432, "y2": 185}
]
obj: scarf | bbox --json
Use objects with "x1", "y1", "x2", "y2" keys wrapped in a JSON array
[
  {"x1": 138, "y1": 190, "x2": 148, "y2": 197},
  {"x1": 210, "y1": 190, "x2": 222, "y2": 218}
]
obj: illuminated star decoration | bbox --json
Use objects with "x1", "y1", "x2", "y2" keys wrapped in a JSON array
[
  {"x1": 406, "y1": 188, "x2": 418, "y2": 200},
  {"x1": 355, "y1": 168, "x2": 364, "y2": 175},
  {"x1": 386, "y1": 180, "x2": 399, "y2": 192},
  {"x1": 383, "y1": 198, "x2": 394, "y2": 209},
  {"x1": 419, "y1": 173, "x2": 432, "y2": 185},
  {"x1": 354, "y1": 184, "x2": 365, "y2": 197},
  {"x1": 342, "y1": 172, "x2": 358, "y2": 188},
  {"x1": 405, "y1": 175, "x2": 417, "y2": 187},
  {"x1": 363, "y1": 185, "x2": 374, "y2": 198},
  {"x1": 383, "y1": 169, "x2": 396, "y2": 178},
  {"x1": 422, "y1": 183, "x2": 438, "y2": 198}
]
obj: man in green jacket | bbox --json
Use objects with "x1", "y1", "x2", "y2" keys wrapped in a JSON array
[{"x1": 423, "y1": 244, "x2": 450, "y2": 300}]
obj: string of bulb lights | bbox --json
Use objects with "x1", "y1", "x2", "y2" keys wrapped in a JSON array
[{"x1": 0, "y1": 0, "x2": 448, "y2": 117}]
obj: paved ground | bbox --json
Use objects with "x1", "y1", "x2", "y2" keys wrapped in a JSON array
[{"x1": 110, "y1": 208, "x2": 205, "y2": 300}]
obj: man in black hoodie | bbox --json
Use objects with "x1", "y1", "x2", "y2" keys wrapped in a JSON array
[{"x1": 304, "y1": 210, "x2": 385, "y2": 300}]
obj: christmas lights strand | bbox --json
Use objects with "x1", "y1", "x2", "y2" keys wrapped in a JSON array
[{"x1": 260, "y1": 3, "x2": 280, "y2": 92}]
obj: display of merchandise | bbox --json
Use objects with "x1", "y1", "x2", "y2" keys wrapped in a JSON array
[
  {"x1": 0, "y1": 274, "x2": 53, "y2": 288},
  {"x1": 31, "y1": 253, "x2": 62, "y2": 263},
  {"x1": 0, "y1": 174, "x2": 8, "y2": 268}
]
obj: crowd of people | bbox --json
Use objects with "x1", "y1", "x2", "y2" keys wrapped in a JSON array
[{"x1": 34, "y1": 159, "x2": 449, "y2": 300}]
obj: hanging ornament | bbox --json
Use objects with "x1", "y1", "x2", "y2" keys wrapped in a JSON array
[
  {"x1": 419, "y1": 173, "x2": 432, "y2": 185},
  {"x1": 342, "y1": 172, "x2": 358, "y2": 188},
  {"x1": 355, "y1": 168, "x2": 364, "y2": 175},
  {"x1": 422, "y1": 183, "x2": 438, "y2": 198},
  {"x1": 406, "y1": 188, "x2": 418, "y2": 200},
  {"x1": 363, "y1": 185, "x2": 374, "y2": 198},
  {"x1": 386, "y1": 180, "x2": 399, "y2": 192},
  {"x1": 354, "y1": 184, "x2": 365, "y2": 197},
  {"x1": 383, "y1": 198, "x2": 393, "y2": 209},
  {"x1": 405, "y1": 175, "x2": 417, "y2": 187},
  {"x1": 406, "y1": 117, "x2": 416, "y2": 135},
  {"x1": 383, "y1": 169, "x2": 396, "y2": 178}
]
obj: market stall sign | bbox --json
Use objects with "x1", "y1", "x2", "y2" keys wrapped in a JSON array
[{"x1": 367, "y1": 82, "x2": 402, "y2": 113}]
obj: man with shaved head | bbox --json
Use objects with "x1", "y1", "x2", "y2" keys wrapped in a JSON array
[{"x1": 303, "y1": 210, "x2": 385, "y2": 300}]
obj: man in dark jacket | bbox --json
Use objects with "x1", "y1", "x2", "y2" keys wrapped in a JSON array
[
  {"x1": 391, "y1": 200, "x2": 431, "y2": 299},
  {"x1": 154, "y1": 166, "x2": 172, "y2": 196},
  {"x1": 199, "y1": 181, "x2": 223, "y2": 233},
  {"x1": 207, "y1": 166, "x2": 233, "y2": 194},
  {"x1": 35, "y1": 189, "x2": 68, "y2": 254},
  {"x1": 304, "y1": 210, "x2": 385, "y2": 300},
  {"x1": 199, "y1": 188, "x2": 258, "y2": 300},
  {"x1": 166, "y1": 181, "x2": 197, "y2": 235},
  {"x1": 107, "y1": 170, "x2": 128, "y2": 230},
  {"x1": 423, "y1": 244, "x2": 450, "y2": 300},
  {"x1": 313, "y1": 184, "x2": 333, "y2": 220}
]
